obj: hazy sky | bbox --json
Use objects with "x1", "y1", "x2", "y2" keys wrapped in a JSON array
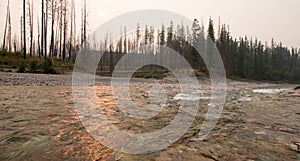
[{"x1": 1, "y1": 0, "x2": 299, "y2": 48}]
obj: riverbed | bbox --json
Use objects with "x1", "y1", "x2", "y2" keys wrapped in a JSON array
[{"x1": 0, "y1": 72, "x2": 299, "y2": 160}]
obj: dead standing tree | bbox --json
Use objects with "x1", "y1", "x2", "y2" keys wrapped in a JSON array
[
  {"x1": 80, "y1": 0, "x2": 87, "y2": 63},
  {"x1": 62, "y1": 0, "x2": 68, "y2": 62},
  {"x1": 49, "y1": 0, "x2": 57, "y2": 58},
  {"x1": 27, "y1": 0, "x2": 34, "y2": 57},
  {"x1": 44, "y1": 0, "x2": 49, "y2": 58},
  {"x1": 58, "y1": 0, "x2": 63, "y2": 59},
  {"x1": 2, "y1": 0, "x2": 12, "y2": 52},
  {"x1": 41, "y1": 0, "x2": 44, "y2": 57},
  {"x1": 40, "y1": 0, "x2": 48, "y2": 58},
  {"x1": 23, "y1": 0, "x2": 26, "y2": 59},
  {"x1": 68, "y1": 0, "x2": 75, "y2": 61},
  {"x1": 81, "y1": 0, "x2": 87, "y2": 45},
  {"x1": 37, "y1": 15, "x2": 41, "y2": 57}
]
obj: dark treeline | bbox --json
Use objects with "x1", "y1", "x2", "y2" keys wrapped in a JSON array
[
  {"x1": 94, "y1": 19, "x2": 300, "y2": 83},
  {"x1": 216, "y1": 24, "x2": 300, "y2": 82}
]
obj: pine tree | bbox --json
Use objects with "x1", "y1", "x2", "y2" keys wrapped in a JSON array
[
  {"x1": 208, "y1": 18, "x2": 215, "y2": 42},
  {"x1": 160, "y1": 24, "x2": 165, "y2": 46},
  {"x1": 167, "y1": 21, "x2": 173, "y2": 48}
]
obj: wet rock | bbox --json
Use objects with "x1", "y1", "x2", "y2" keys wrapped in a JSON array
[
  {"x1": 265, "y1": 95, "x2": 272, "y2": 99},
  {"x1": 289, "y1": 141, "x2": 300, "y2": 153},
  {"x1": 294, "y1": 86, "x2": 300, "y2": 90},
  {"x1": 7, "y1": 136, "x2": 30, "y2": 143}
]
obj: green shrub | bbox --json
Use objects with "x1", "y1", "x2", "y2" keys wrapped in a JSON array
[
  {"x1": 1, "y1": 53, "x2": 21, "y2": 67},
  {"x1": 17, "y1": 61, "x2": 26, "y2": 73},
  {"x1": 29, "y1": 60, "x2": 39, "y2": 73},
  {"x1": 41, "y1": 58, "x2": 56, "y2": 74},
  {"x1": 270, "y1": 70, "x2": 284, "y2": 81},
  {"x1": 133, "y1": 72, "x2": 162, "y2": 79},
  {"x1": 133, "y1": 73, "x2": 145, "y2": 78},
  {"x1": 60, "y1": 62, "x2": 74, "y2": 70},
  {"x1": 144, "y1": 73, "x2": 161, "y2": 79}
]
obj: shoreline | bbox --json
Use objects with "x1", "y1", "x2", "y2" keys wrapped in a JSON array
[{"x1": 0, "y1": 71, "x2": 295, "y2": 88}]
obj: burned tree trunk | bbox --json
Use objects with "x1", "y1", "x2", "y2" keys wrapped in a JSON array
[{"x1": 23, "y1": 0, "x2": 26, "y2": 59}]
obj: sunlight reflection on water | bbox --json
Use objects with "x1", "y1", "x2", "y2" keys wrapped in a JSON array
[{"x1": 252, "y1": 88, "x2": 288, "y2": 94}]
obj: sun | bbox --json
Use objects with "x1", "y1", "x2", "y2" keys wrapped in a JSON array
[{"x1": 97, "y1": 11, "x2": 105, "y2": 18}]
